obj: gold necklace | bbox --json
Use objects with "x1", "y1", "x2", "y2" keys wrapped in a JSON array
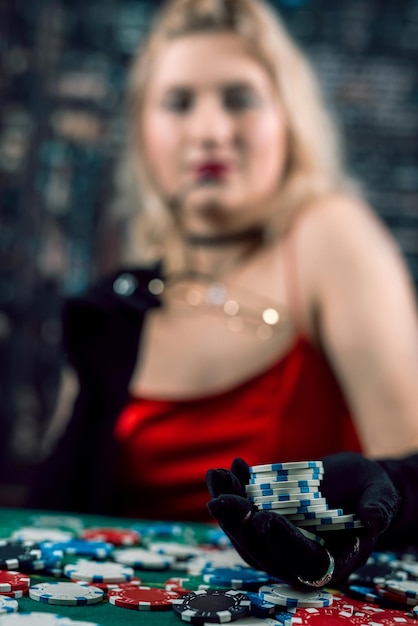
[{"x1": 147, "y1": 269, "x2": 289, "y2": 341}]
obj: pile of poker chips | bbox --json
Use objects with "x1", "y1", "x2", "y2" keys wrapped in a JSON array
[
  {"x1": 2, "y1": 508, "x2": 418, "y2": 624},
  {"x1": 246, "y1": 460, "x2": 364, "y2": 534}
]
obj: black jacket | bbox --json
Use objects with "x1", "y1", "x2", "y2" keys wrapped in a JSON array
[{"x1": 26, "y1": 265, "x2": 162, "y2": 514}]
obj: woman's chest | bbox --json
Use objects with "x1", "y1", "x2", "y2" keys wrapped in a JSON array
[{"x1": 129, "y1": 261, "x2": 298, "y2": 398}]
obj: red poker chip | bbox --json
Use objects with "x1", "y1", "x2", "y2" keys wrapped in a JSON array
[
  {"x1": 0, "y1": 588, "x2": 28, "y2": 598},
  {"x1": 327, "y1": 596, "x2": 355, "y2": 615},
  {"x1": 288, "y1": 605, "x2": 365, "y2": 625},
  {"x1": 374, "y1": 586, "x2": 413, "y2": 606},
  {"x1": 352, "y1": 607, "x2": 417, "y2": 624},
  {"x1": 0, "y1": 570, "x2": 30, "y2": 592},
  {"x1": 74, "y1": 577, "x2": 142, "y2": 593},
  {"x1": 285, "y1": 613, "x2": 354, "y2": 624},
  {"x1": 82, "y1": 528, "x2": 141, "y2": 546},
  {"x1": 165, "y1": 577, "x2": 192, "y2": 596},
  {"x1": 290, "y1": 605, "x2": 417, "y2": 624},
  {"x1": 335, "y1": 593, "x2": 396, "y2": 613},
  {"x1": 108, "y1": 585, "x2": 179, "y2": 611}
]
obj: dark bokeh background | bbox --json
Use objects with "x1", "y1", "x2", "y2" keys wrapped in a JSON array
[{"x1": 0, "y1": 0, "x2": 417, "y2": 506}]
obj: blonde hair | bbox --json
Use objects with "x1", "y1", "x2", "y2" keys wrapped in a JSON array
[{"x1": 113, "y1": 0, "x2": 361, "y2": 266}]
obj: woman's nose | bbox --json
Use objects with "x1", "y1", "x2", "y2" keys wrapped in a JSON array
[{"x1": 187, "y1": 98, "x2": 234, "y2": 146}]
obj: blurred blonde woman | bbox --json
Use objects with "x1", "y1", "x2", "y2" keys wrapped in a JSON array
[{"x1": 28, "y1": 0, "x2": 418, "y2": 554}]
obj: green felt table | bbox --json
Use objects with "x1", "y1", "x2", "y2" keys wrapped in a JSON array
[{"x1": 0, "y1": 507, "x2": 217, "y2": 626}]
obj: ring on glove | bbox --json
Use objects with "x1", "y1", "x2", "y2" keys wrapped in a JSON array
[{"x1": 297, "y1": 548, "x2": 335, "y2": 588}]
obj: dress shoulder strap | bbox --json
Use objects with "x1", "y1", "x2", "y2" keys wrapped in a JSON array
[{"x1": 280, "y1": 217, "x2": 308, "y2": 339}]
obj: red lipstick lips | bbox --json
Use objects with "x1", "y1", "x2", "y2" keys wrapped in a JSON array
[{"x1": 196, "y1": 162, "x2": 229, "y2": 179}]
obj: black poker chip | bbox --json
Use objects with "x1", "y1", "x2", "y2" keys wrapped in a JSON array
[
  {"x1": 172, "y1": 589, "x2": 251, "y2": 623},
  {"x1": 0, "y1": 540, "x2": 43, "y2": 570}
]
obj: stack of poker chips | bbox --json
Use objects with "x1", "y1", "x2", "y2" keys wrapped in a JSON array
[{"x1": 245, "y1": 460, "x2": 363, "y2": 534}]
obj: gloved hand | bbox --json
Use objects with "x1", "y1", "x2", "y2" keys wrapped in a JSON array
[{"x1": 206, "y1": 453, "x2": 400, "y2": 587}]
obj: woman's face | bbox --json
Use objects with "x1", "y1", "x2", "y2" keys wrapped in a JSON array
[{"x1": 139, "y1": 32, "x2": 288, "y2": 236}]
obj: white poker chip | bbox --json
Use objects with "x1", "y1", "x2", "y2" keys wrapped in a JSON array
[
  {"x1": 30, "y1": 515, "x2": 84, "y2": 532},
  {"x1": 389, "y1": 561, "x2": 418, "y2": 578},
  {"x1": 10, "y1": 528, "x2": 74, "y2": 543},
  {"x1": 112, "y1": 547, "x2": 174, "y2": 570},
  {"x1": 29, "y1": 581, "x2": 104, "y2": 605},
  {"x1": 245, "y1": 482, "x2": 322, "y2": 495},
  {"x1": 187, "y1": 550, "x2": 249, "y2": 575},
  {"x1": 249, "y1": 461, "x2": 323, "y2": 473},
  {"x1": 259, "y1": 583, "x2": 334, "y2": 608},
  {"x1": 0, "y1": 613, "x2": 72, "y2": 625},
  {"x1": 147, "y1": 541, "x2": 203, "y2": 560},
  {"x1": 64, "y1": 622, "x2": 103, "y2": 626},
  {"x1": 297, "y1": 528, "x2": 326, "y2": 546},
  {"x1": 249, "y1": 492, "x2": 323, "y2": 504},
  {"x1": 307, "y1": 520, "x2": 364, "y2": 531},
  {"x1": 209, "y1": 618, "x2": 284, "y2": 626},
  {"x1": 294, "y1": 514, "x2": 359, "y2": 526},
  {"x1": 286, "y1": 509, "x2": 344, "y2": 521},
  {"x1": 383, "y1": 579, "x2": 418, "y2": 599},
  {"x1": 64, "y1": 559, "x2": 134, "y2": 582},
  {"x1": 256, "y1": 502, "x2": 328, "y2": 513},
  {"x1": 0, "y1": 596, "x2": 18, "y2": 614},
  {"x1": 249, "y1": 471, "x2": 324, "y2": 482}
]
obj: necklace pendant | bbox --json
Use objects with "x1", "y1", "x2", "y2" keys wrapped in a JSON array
[{"x1": 206, "y1": 282, "x2": 228, "y2": 306}]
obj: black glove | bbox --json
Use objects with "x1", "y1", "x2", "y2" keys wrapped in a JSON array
[{"x1": 206, "y1": 453, "x2": 400, "y2": 587}]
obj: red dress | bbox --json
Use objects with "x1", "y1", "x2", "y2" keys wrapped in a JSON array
[{"x1": 113, "y1": 336, "x2": 361, "y2": 521}]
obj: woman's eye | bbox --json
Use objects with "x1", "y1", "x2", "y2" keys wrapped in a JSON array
[
  {"x1": 162, "y1": 91, "x2": 192, "y2": 112},
  {"x1": 223, "y1": 87, "x2": 259, "y2": 111}
]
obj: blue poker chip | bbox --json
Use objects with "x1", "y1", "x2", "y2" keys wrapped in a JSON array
[
  {"x1": 41, "y1": 539, "x2": 114, "y2": 559},
  {"x1": 346, "y1": 584, "x2": 403, "y2": 609},
  {"x1": 134, "y1": 523, "x2": 185, "y2": 538},
  {"x1": 205, "y1": 529, "x2": 232, "y2": 548},
  {"x1": 244, "y1": 591, "x2": 276, "y2": 616},
  {"x1": 370, "y1": 551, "x2": 397, "y2": 563},
  {"x1": 202, "y1": 567, "x2": 271, "y2": 590},
  {"x1": 272, "y1": 609, "x2": 297, "y2": 624}
]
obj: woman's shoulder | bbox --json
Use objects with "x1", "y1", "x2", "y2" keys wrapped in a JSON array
[
  {"x1": 279, "y1": 192, "x2": 403, "y2": 339},
  {"x1": 290, "y1": 191, "x2": 399, "y2": 274},
  {"x1": 293, "y1": 192, "x2": 382, "y2": 238}
]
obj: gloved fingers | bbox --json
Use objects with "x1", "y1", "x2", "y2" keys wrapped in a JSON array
[
  {"x1": 355, "y1": 480, "x2": 400, "y2": 535},
  {"x1": 321, "y1": 452, "x2": 400, "y2": 535},
  {"x1": 207, "y1": 494, "x2": 330, "y2": 583},
  {"x1": 206, "y1": 494, "x2": 267, "y2": 571},
  {"x1": 325, "y1": 528, "x2": 377, "y2": 584},
  {"x1": 231, "y1": 457, "x2": 251, "y2": 488},
  {"x1": 206, "y1": 468, "x2": 246, "y2": 499},
  {"x1": 206, "y1": 493, "x2": 255, "y2": 529}
]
